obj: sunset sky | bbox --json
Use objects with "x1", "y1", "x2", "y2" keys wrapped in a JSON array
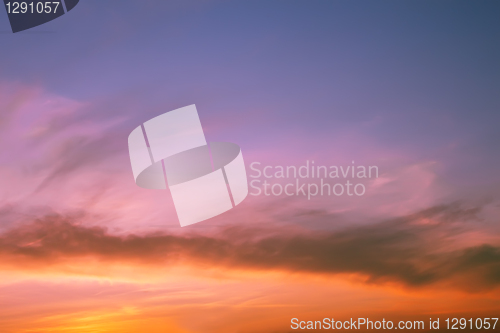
[{"x1": 1, "y1": 1, "x2": 500, "y2": 332}]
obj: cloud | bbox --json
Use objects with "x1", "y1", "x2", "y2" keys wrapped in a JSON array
[
  {"x1": 34, "y1": 132, "x2": 125, "y2": 191},
  {"x1": 0, "y1": 203, "x2": 498, "y2": 292},
  {"x1": 0, "y1": 82, "x2": 135, "y2": 194}
]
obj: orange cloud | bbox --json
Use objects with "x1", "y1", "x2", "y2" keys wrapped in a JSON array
[{"x1": 1, "y1": 203, "x2": 499, "y2": 293}]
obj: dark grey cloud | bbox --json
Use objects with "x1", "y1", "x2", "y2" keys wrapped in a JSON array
[{"x1": 0, "y1": 203, "x2": 498, "y2": 292}]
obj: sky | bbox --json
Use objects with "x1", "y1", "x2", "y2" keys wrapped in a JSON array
[{"x1": 0, "y1": 0, "x2": 500, "y2": 332}]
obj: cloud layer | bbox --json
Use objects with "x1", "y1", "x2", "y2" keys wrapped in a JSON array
[{"x1": 1, "y1": 203, "x2": 498, "y2": 292}]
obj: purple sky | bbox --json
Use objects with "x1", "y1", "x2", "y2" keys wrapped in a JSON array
[
  {"x1": 1, "y1": 1, "x2": 499, "y2": 225},
  {"x1": 1, "y1": 2, "x2": 500, "y2": 332}
]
